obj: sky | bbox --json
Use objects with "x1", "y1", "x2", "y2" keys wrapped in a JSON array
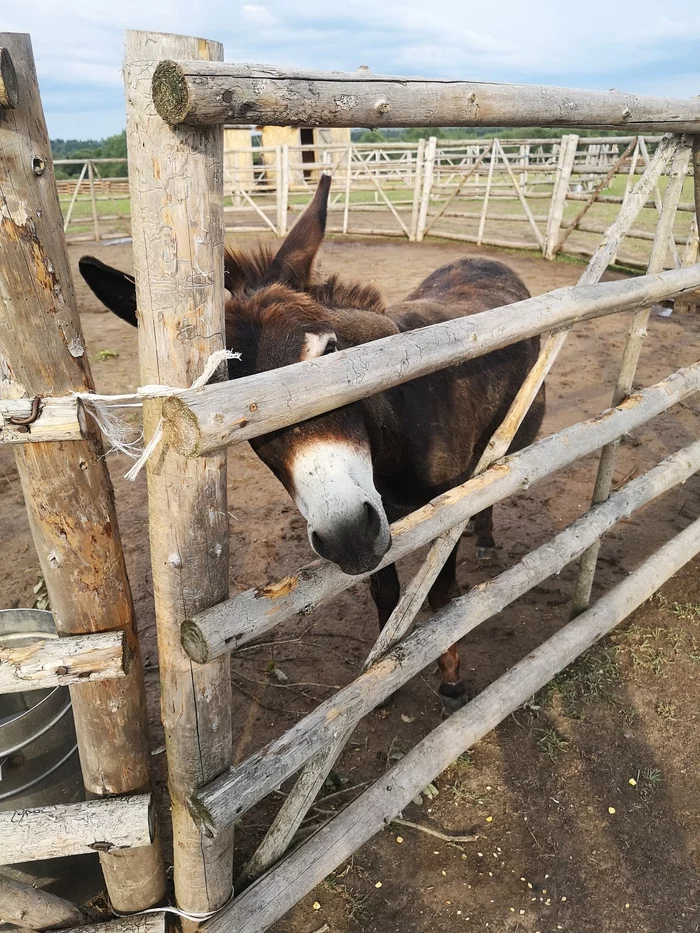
[{"x1": 3, "y1": 0, "x2": 700, "y2": 140}]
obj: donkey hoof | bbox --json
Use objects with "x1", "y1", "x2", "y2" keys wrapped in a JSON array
[
  {"x1": 476, "y1": 545, "x2": 496, "y2": 562},
  {"x1": 439, "y1": 682, "x2": 468, "y2": 717},
  {"x1": 464, "y1": 518, "x2": 476, "y2": 537}
]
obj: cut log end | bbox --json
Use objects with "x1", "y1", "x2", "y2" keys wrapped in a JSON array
[
  {"x1": 161, "y1": 395, "x2": 204, "y2": 457},
  {"x1": 0, "y1": 47, "x2": 19, "y2": 110},
  {"x1": 181, "y1": 619, "x2": 210, "y2": 664},
  {"x1": 152, "y1": 60, "x2": 191, "y2": 124}
]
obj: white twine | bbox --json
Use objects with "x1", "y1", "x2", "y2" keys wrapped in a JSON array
[
  {"x1": 110, "y1": 890, "x2": 234, "y2": 923},
  {"x1": 75, "y1": 349, "x2": 239, "y2": 482}
]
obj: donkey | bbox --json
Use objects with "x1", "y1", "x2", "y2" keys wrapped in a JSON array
[{"x1": 79, "y1": 175, "x2": 545, "y2": 712}]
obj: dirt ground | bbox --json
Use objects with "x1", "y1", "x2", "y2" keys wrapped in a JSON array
[{"x1": 1, "y1": 234, "x2": 699, "y2": 933}]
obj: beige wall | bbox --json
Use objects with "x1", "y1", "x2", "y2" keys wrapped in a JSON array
[
  {"x1": 258, "y1": 126, "x2": 353, "y2": 187},
  {"x1": 223, "y1": 127, "x2": 254, "y2": 192}
]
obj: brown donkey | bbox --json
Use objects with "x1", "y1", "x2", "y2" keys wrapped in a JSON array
[{"x1": 79, "y1": 175, "x2": 545, "y2": 712}]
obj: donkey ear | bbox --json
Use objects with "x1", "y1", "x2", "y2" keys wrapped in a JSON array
[
  {"x1": 78, "y1": 256, "x2": 138, "y2": 327},
  {"x1": 262, "y1": 174, "x2": 331, "y2": 289}
]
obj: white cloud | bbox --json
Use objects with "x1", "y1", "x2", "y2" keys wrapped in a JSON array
[{"x1": 3, "y1": 0, "x2": 699, "y2": 136}]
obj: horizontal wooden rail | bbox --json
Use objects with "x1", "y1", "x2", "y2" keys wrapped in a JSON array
[
  {"x1": 152, "y1": 62, "x2": 700, "y2": 132},
  {"x1": 188, "y1": 437, "x2": 700, "y2": 835},
  {"x1": 0, "y1": 396, "x2": 83, "y2": 445},
  {"x1": 182, "y1": 359, "x2": 700, "y2": 661},
  {"x1": 67, "y1": 918, "x2": 166, "y2": 933},
  {"x1": 162, "y1": 265, "x2": 700, "y2": 457},
  {"x1": 0, "y1": 630, "x2": 127, "y2": 693},
  {"x1": 0, "y1": 795, "x2": 155, "y2": 863},
  {"x1": 204, "y1": 514, "x2": 700, "y2": 933},
  {"x1": 0, "y1": 874, "x2": 88, "y2": 930}
]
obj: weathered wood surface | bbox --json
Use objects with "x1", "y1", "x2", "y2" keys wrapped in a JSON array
[
  {"x1": 205, "y1": 514, "x2": 700, "y2": 933},
  {"x1": 0, "y1": 47, "x2": 18, "y2": 109},
  {"x1": 151, "y1": 61, "x2": 700, "y2": 132},
  {"x1": 0, "y1": 396, "x2": 83, "y2": 444},
  {"x1": 0, "y1": 32, "x2": 164, "y2": 912},
  {"x1": 189, "y1": 430, "x2": 700, "y2": 837},
  {"x1": 66, "y1": 916, "x2": 166, "y2": 933},
  {"x1": 163, "y1": 262, "x2": 700, "y2": 457},
  {"x1": 0, "y1": 795, "x2": 155, "y2": 864},
  {"x1": 571, "y1": 142, "x2": 692, "y2": 617},
  {"x1": 0, "y1": 874, "x2": 87, "y2": 930},
  {"x1": 0, "y1": 630, "x2": 126, "y2": 693},
  {"x1": 123, "y1": 30, "x2": 234, "y2": 917},
  {"x1": 182, "y1": 359, "x2": 700, "y2": 664}
]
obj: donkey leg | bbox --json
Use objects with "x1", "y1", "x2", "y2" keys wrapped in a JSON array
[
  {"x1": 428, "y1": 543, "x2": 467, "y2": 714},
  {"x1": 474, "y1": 506, "x2": 496, "y2": 562},
  {"x1": 369, "y1": 564, "x2": 401, "y2": 707},
  {"x1": 369, "y1": 563, "x2": 400, "y2": 631}
]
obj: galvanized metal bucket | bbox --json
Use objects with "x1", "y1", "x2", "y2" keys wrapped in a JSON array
[{"x1": 0, "y1": 608, "x2": 84, "y2": 810}]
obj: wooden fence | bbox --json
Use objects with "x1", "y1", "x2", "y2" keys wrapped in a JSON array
[{"x1": 1, "y1": 28, "x2": 699, "y2": 933}]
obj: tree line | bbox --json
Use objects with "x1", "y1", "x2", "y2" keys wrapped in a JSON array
[{"x1": 51, "y1": 131, "x2": 128, "y2": 178}]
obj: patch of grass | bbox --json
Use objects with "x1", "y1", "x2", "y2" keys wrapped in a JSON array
[
  {"x1": 614, "y1": 617, "x2": 692, "y2": 675},
  {"x1": 640, "y1": 767, "x2": 662, "y2": 790},
  {"x1": 535, "y1": 727, "x2": 570, "y2": 761},
  {"x1": 94, "y1": 349, "x2": 120, "y2": 362},
  {"x1": 534, "y1": 644, "x2": 622, "y2": 719},
  {"x1": 655, "y1": 701, "x2": 677, "y2": 721}
]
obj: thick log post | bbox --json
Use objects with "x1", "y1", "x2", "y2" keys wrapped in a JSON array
[
  {"x1": 150, "y1": 63, "x2": 700, "y2": 132},
  {"x1": 0, "y1": 795, "x2": 155, "y2": 863},
  {"x1": 123, "y1": 30, "x2": 234, "y2": 916},
  {"x1": 0, "y1": 874, "x2": 87, "y2": 930},
  {"x1": 0, "y1": 33, "x2": 164, "y2": 911}
]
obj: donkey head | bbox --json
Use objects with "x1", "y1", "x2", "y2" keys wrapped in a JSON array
[{"x1": 79, "y1": 177, "x2": 391, "y2": 575}]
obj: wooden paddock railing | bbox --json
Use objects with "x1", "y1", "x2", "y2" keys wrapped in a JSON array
[{"x1": 1, "y1": 28, "x2": 699, "y2": 933}]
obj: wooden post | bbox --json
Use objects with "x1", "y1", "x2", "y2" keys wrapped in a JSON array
[
  {"x1": 0, "y1": 46, "x2": 19, "y2": 109},
  {"x1": 280, "y1": 142, "x2": 289, "y2": 235},
  {"x1": 123, "y1": 30, "x2": 234, "y2": 917},
  {"x1": 543, "y1": 134, "x2": 578, "y2": 259},
  {"x1": 476, "y1": 140, "x2": 496, "y2": 245},
  {"x1": 415, "y1": 136, "x2": 436, "y2": 241},
  {"x1": 274, "y1": 145, "x2": 284, "y2": 235},
  {"x1": 0, "y1": 32, "x2": 164, "y2": 912},
  {"x1": 342, "y1": 142, "x2": 353, "y2": 235},
  {"x1": 62, "y1": 161, "x2": 88, "y2": 233},
  {"x1": 204, "y1": 515, "x2": 700, "y2": 933},
  {"x1": 408, "y1": 137, "x2": 425, "y2": 240},
  {"x1": 67, "y1": 919, "x2": 165, "y2": 933},
  {"x1": 570, "y1": 142, "x2": 692, "y2": 616},
  {"x1": 0, "y1": 795, "x2": 155, "y2": 863},
  {"x1": 0, "y1": 874, "x2": 87, "y2": 930},
  {"x1": 86, "y1": 161, "x2": 100, "y2": 241}
]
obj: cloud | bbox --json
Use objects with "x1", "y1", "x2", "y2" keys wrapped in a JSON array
[{"x1": 3, "y1": 0, "x2": 700, "y2": 137}]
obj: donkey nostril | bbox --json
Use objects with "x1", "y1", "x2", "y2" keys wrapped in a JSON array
[
  {"x1": 311, "y1": 530, "x2": 324, "y2": 554},
  {"x1": 363, "y1": 501, "x2": 382, "y2": 539}
]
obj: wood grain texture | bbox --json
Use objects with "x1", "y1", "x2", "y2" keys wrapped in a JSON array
[
  {"x1": 0, "y1": 396, "x2": 83, "y2": 444},
  {"x1": 0, "y1": 874, "x2": 87, "y2": 930},
  {"x1": 0, "y1": 630, "x2": 126, "y2": 692},
  {"x1": 0, "y1": 32, "x2": 164, "y2": 912},
  {"x1": 187, "y1": 368, "x2": 700, "y2": 836},
  {"x1": 123, "y1": 30, "x2": 234, "y2": 916},
  {"x1": 151, "y1": 62, "x2": 700, "y2": 132},
  {"x1": 204, "y1": 515, "x2": 700, "y2": 933},
  {"x1": 65, "y1": 918, "x2": 165, "y2": 933},
  {"x1": 1, "y1": 795, "x2": 155, "y2": 864}
]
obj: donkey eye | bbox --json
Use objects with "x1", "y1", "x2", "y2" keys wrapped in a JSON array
[{"x1": 323, "y1": 338, "x2": 338, "y2": 355}]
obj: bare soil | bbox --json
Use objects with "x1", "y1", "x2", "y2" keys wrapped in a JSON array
[{"x1": 1, "y1": 235, "x2": 699, "y2": 933}]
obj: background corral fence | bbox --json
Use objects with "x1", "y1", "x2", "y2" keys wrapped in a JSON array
[
  {"x1": 56, "y1": 132, "x2": 700, "y2": 274},
  {"x1": 0, "y1": 28, "x2": 699, "y2": 933}
]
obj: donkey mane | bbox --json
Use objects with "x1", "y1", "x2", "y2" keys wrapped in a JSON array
[
  {"x1": 309, "y1": 274, "x2": 385, "y2": 315},
  {"x1": 224, "y1": 244, "x2": 276, "y2": 294}
]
